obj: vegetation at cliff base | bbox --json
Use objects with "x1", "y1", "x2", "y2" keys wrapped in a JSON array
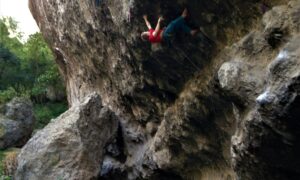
[
  {"x1": 34, "y1": 102, "x2": 68, "y2": 129},
  {"x1": 0, "y1": 17, "x2": 67, "y2": 128}
]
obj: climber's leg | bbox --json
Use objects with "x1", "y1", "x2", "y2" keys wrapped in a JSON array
[
  {"x1": 164, "y1": 17, "x2": 180, "y2": 36},
  {"x1": 163, "y1": 8, "x2": 196, "y2": 42},
  {"x1": 176, "y1": 18, "x2": 192, "y2": 34},
  {"x1": 164, "y1": 16, "x2": 191, "y2": 36}
]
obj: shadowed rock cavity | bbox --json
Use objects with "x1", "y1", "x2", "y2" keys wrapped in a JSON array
[{"x1": 19, "y1": 0, "x2": 300, "y2": 179}]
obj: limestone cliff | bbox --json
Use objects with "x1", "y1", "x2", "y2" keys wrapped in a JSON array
[{"x1": 17, "y1": 0, "x2": 300, "y2": 179}]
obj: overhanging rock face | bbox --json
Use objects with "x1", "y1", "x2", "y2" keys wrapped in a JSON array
[{"x1": 26, "y1": 0, "x2": 299, "y2": 179}]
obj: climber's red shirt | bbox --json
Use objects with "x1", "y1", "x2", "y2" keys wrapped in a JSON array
[{"x1": 149, "y1": 29, "x2": 163, "y2": 43}]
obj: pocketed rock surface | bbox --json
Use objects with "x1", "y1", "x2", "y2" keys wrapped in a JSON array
[{"x1": 17, "y1": 0, "x2": 300, "y2": 179}]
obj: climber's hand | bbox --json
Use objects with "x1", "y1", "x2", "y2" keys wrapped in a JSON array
[
  {"x1": 158, "y1": 16, "x2": 164, "y2": 22},
  {"x1": 143, "y1": 15, "x2": 148, "y2": 20}
]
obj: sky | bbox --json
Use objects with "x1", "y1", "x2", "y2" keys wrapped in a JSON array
[{"x1": 0, "y1": 0, "x2": 39, "y2": 40}]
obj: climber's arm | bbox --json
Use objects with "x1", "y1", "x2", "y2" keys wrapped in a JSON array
[
  {"x1": 153, "y1": 16, "x2": 163, "y2": 37},
  {"x1": 143, "y1": 15, "x2": 152, "y2": 30}
]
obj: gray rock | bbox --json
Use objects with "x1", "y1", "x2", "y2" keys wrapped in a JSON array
[
  {"x1": 0, "y1": 98, "x2": 35, "y2": 149},
  {"x1": 217, "y1": 2, "x2": 300, "y2": 180},
  {"x1": 5, "y1": 98, "x2": 35, "y2": 124},
  {"x1": 218, "y1": 61, "x2": 265, "y2": 105},
  {"x1": 232, "y1": 35, "x2": 300, "y2": 180},
  {"x1": 28, "y1": 0, "x2": 300, "y2": 179},
  {"x1": 15, "y1": 93, "x2": 118, "y2": 180},
  {"x1": 28, "y1": 0, "x2": 267, "y2": 178}
]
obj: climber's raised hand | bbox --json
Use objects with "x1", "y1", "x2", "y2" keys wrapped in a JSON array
[
  {"x1": 143, "y1": 15, "x2": 152, "y2": 30},
  {"x1": 158, "y1": 16, "x2": 164, "y2": 22}
]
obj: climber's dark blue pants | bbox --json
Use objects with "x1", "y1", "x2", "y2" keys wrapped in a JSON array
[
  {"x1": 163, "y1": 16, "x2": 191, "y2": 42},
  {"x1": 95, "y1": 0, "x2": 101, "y2": 6}
]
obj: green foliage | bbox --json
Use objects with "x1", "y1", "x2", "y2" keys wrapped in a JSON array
[
  {"x1": 0, "y1": 16, "x2": 67, "y2": 126},
  {"x1": 0, "y1": 17, "x2": 23, "y2": 57},
  {"x1": 31, "y1": 64, "x2": 63, "y2": 99},
  {"x1": 0, "y1": 17, "x2": 67, "y2": 176},
  {"x1": 0, "y1": 88, "x2": 18, "y2": 104},
  {"x1": 0, "y1": 17, "x2": 65, "y2": 104},
  {"x1": 34, "y1": 102, "x2": 68, "y2": 129},
  {"x1": 0, "y1": 44, "x2": 21, "y2": 91}
]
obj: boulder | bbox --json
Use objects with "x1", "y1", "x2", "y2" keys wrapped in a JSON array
[
  {"x1": 232, "y1": 35, "x2": 300, "y2": 180},
  {"x1": 0, "y1": 98, "x2": 35, "y2": 149},
  {"x1": 15, "y1": 93, "x2": 118, "y2": 180},
  {"x1": 218, "y1": 61, "x2": 265, "y2": 105}
]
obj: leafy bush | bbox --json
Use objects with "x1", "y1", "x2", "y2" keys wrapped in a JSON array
[
  {"x1": 31, "y1": 65, "x2": 64, "y2": 99},
  {"x1": 0, "y1": 88, "x2": 17, "y2": 104},
  {"x1": 34, "y1": 102, "x2": 68, "y2": 129},
  {"x1": 0, "y1": 18, "x2": 65, "y2": 104}
]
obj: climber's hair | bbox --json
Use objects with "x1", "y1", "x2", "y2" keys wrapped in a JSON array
[{"x1": 141, "y1": 32, "x2": 149, "y2": 41}]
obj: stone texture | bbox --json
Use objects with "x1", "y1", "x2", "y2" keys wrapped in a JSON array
[
  {"x1": 0, "y1": 98, "x2": 35, "y2": 149},
  {"x1": 218, "y1": 61, "x2": 265, "y2": 105},
  {"x1": 15, "y1": 93, "x2": 118, "y2": 180},
  {"x1": 231, "y1": 35, "x2": 300, "y2": 180},
  {"x1": 26, "y1": 0, "x2": 300, "y2": 179},
  {"x1": 220, "y1": 2, "x2": 300, "y2": 179}
]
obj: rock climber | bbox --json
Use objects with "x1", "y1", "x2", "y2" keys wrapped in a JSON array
[{"x1": 141, "y1": 8, "x2": 199, "y2": 45}]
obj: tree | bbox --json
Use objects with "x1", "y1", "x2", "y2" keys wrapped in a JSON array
[
  {"x1": 0, "y1": 17, "x2": 65, "y2": 103},
  {"x1": 0, "y1": 44, "x2": 21, "y2": 90},
  {"x1": 0, "y1": 17, "x2": 23, "y2": 57},
  {"x1": 0, "y1": 17, "x2": 67, "y2": 129}
]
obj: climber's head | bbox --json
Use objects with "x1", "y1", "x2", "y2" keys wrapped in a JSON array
[{"x1": 141, "y1": 31, "x2": 150, "y2": 41}]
